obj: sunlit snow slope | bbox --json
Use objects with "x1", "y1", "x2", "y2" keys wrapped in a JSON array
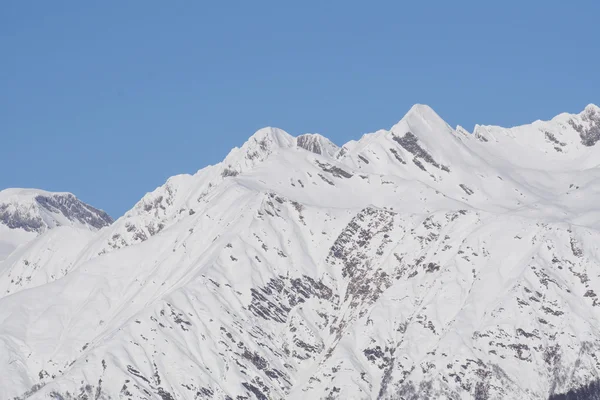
[{"x1": 1, "y1": 104, "x2": 600, "y2": 400}]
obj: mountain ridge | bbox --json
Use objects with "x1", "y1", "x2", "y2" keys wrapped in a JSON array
[{"x1": 1, "y1": 103, "x2": 600, "y2": 400}]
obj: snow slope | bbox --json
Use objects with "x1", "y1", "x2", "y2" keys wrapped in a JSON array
[{"x1": 1, "y1": 105, "x2": 600, "y2": 400}]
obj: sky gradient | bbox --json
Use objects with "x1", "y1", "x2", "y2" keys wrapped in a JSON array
[{"x1": 2, "y1": 1, "x2": 598, "y2": 217}]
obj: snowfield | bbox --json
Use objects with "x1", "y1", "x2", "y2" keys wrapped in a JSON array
[{"x1": 1, "y1": 104, "x2": 599, "y2": 399}]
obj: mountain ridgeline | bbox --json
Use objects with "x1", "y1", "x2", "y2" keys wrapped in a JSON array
[{"x1": 1, "y1": 104, "x2": 600, "y2": 399}]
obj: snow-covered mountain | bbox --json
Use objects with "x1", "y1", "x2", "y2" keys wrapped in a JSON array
[
  {"x1": 1, "y1": 104, "x2": 600, "y2": 400},
  {"x1": 0, "y1": 189, "x2": 113, "y2": 261},
  {"x1": 0, "y1": 189, "x2": 113, "y2": 297}
]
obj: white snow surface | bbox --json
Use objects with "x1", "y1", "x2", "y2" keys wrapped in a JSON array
[{"x1": 1, "y1": 104, "x2": 600, "y2": 399}]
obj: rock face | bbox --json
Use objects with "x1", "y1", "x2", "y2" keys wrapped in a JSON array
[
  {"x1": 549, "y1": 379, "x2": 600, "y2": 400},
  {"x1": 570, "y1": 105, "x2": 600, "y2": 147},
  {"x1": 1, "y1": 104, "x2": 600, "y2": 400},
  {"x1": 296, "y1": 134, "x2": 339, "y2": 157}
]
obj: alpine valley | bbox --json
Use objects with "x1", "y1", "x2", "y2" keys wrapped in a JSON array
[{"x1": 1, "y1": 104, "x2": 600, "y2": 400}]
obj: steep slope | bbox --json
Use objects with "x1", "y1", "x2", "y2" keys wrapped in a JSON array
[
  {"x1": 1, "y1": 104, "x2": 600, "y2": 400},
  {"x1": 0, "y1": 189, "x2": 113, "y2": 261}
]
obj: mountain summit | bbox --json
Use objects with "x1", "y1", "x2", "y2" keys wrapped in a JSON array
[
  {"x1": 0, "y1": 188, "x2": 112, "y2": 261},
  {"x1": 1, "y1": 105, "x2": 599, "y2": 400}
]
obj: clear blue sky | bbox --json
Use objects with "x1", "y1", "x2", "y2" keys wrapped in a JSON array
[{"x1": 2, "y1": 1, "x2": 598, "y2": 218}]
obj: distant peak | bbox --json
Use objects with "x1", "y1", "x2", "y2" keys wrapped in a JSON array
[
  {"x1": 296, "y1": 134, "x2": 339, "y2": 157},
  {"x1": 0, "y1": 188, "x2": 73, "y2": 202},
  {"x1": 247, "y1": 127, "x2": 295, "y2": 149},
  {"x1": 389, "y1": 103, "x2": 452, "y2": 139},
  {"x1": 406, "y1": 103, "x2": 437, "y2": 115},
  {"x1": 0, "y1": 188, "x2": 112, "y2": 233},
  {"x1": 221, "y1": 127, "x2": 295, "y2": 177},
  {"x1": 584, "y1": 103, "x2": 599, "y2": 114},
  {"x1": 228, "y1": 126, "x2": 295, "y2": 158},
  {"x1": 402, "y1": 104, "x2": 443, "y2": 121}
]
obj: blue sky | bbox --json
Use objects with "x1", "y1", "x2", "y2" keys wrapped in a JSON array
[{"x1": 1, "y1": 1, "x2": 598, "y2": 217}]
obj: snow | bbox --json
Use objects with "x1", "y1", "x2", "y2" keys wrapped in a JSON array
[
  {"x1": 0, "y1": 226, "x2": 96, "y2": 297},
  {"x1": 0, "y1": 104, "x2": 599, "y2": 400},
  {"x1": 0, "y1": 188, "x2": 73, "y2": 201},
  {"x1": 0, "y1": 188, "x2": 112, "y2": 263},
  {"x1": 0, "y1": 224, "x2": 36, "y2": 261}
]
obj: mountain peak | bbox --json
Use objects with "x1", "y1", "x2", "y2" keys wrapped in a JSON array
[
  {"x1": 388, "y1": 103, "x2": 453, "y2": 144},
  {"x1": 247, "y1": 126, "x2": 295, "y2": 149},
  {"x1": 403, "y1": 103, "x2": 444, "y2": 121},
  {"x1": 221, "y1": 127, "x2": 295, "y2": 177},
  {"x1": 405, "y1": 103, "x2": 437, "y2": 116},
  {"x1": 296, "y1": 133, "x2": 339, "y2": 157},
  {"x1": 0, "y1": 188, "x2": 113, "y2": 232},
  {"x1": 0, "y1": 187, "x2": 71, "y2": 202},
  {"x1": 0, "y1": 188, "x2": 112, "y2": 261},
  {"x1": 584, "y1": 103, "x2": 599, "y2": 114}
]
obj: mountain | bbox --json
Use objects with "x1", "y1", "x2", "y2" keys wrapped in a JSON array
[
  {"x1": 0, "y1": 189, "x2": 113, "y2": 298},
  {"x1": 0, "y1": 189, "x2": 113, "y2": 261},
  {"x1": 1, "y1": 104, "x2": 600, "y2": 400}
]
